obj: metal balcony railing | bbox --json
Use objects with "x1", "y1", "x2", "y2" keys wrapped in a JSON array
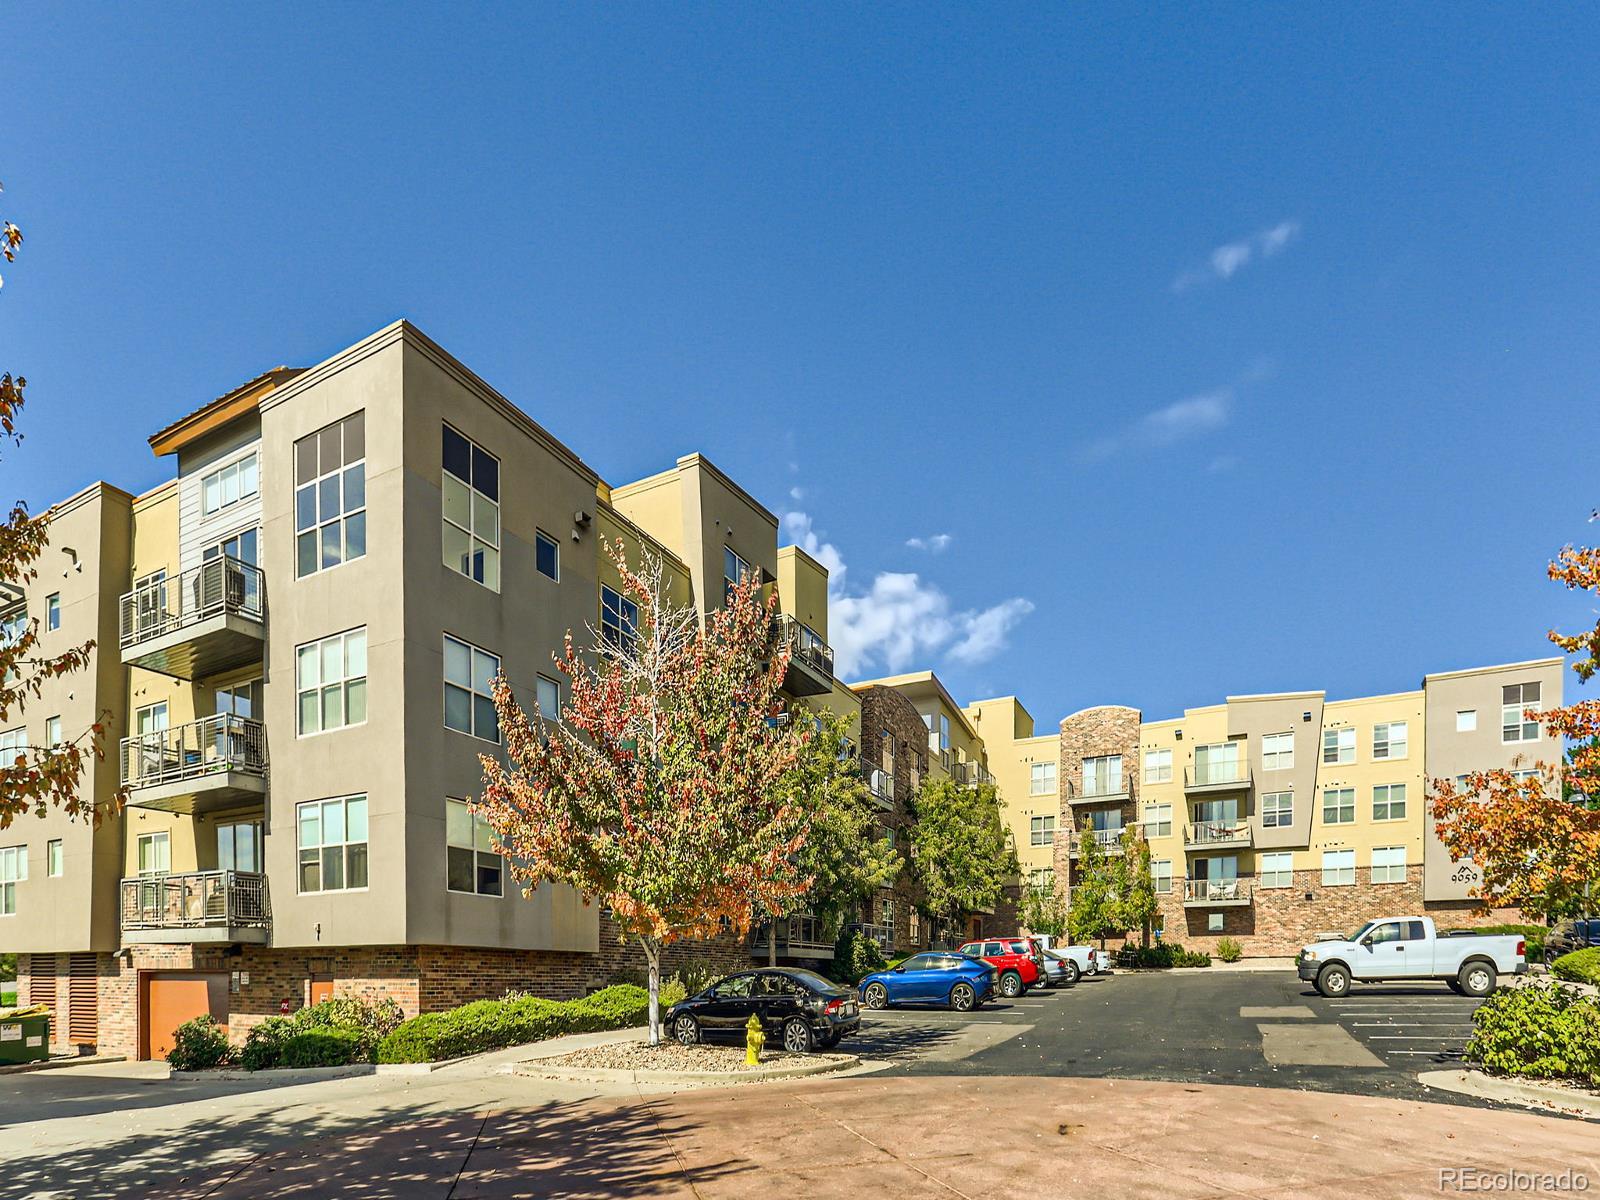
[
  {"x1": 119, "y1": 557, "x2": 264, "y2": 649},
  {"x1": 751, "y1": 911, "x2": 833, "y2": 954},
  {"x1": 1185, "y1": 819, "x2": 1252, "y2": 848},
  {"x1": 1073, "y1": 774, "x2": 1128, "y2": 800},
  {"x1": 1182, "y1": 878, "x2": 1253, "y2": 905},
  {"x1": 1184, "y1": 760, "x2": 1252, "y2": 789},
  {"x1": 120, "y1": 870, "x2": 270, "y2": 932},
  {"x1": 120, "y1": 715, "x2": 267, "y2": 789},
  {"x1": 868, "y1": 768, "x2": 895, "y2": 806},
  {"x1": 774, "y1": 615, "x2": 834, "y2": 681}
]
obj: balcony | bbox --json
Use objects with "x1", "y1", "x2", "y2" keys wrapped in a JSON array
[
  {"x1": 774, "y1": 615, "x2": 834, "y2": 697},
  {"x1": 1183, "y1": 760, "x2": 1252, "y2": 794},
  {"x1": 749, "y1": 912, "x2": 834, "y2": 960},
  {"x1": 1184, "y1": 819, "x2": 1253, "y2": 851},
  {"x1": 119, "y1": 557, "x2": 265, "y2": 679},
  {"x1": 1067, "y1": 827, "x2": 1127, "y2": 858},
  {"x1": 120, "y1": 870, "x2": 271, "y2": 944},
  {"x1": 1067, "y1": 776, "x2": 1131, "y2": 806},
  {"x1": 120, "y1": 715, "x2": 267, "y2": 816},
  {"x1": 1182, "y1": 878, "x2": 1253, "y2": 908},
  {"x1": 867, "y1": 768, "x2": 895, "y2": 810}
]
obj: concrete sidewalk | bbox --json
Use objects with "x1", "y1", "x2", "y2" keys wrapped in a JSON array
[{"x1": 184, "y1": 1074, "x2": 1598, "y2": 1199}]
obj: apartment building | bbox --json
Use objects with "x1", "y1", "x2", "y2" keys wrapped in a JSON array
[
  {"x1": 964, "y1": 696, "x2": 1057, "y2": 894},
  {"x1": 5, "y1": 321, "x2": 866, "y2": 1059}
]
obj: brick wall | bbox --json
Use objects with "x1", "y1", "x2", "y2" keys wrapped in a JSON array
[
  {"x1": 858, "y1": 684, "x2": 934, "y2": 954},
  {"x1": 1056, "y1": 706, "x2": 1141, "y2": 903}
]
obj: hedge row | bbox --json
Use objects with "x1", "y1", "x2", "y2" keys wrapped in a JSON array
[
  {"x1": 1466, "y1": 979, "x2": 1600, "y2": 1086},
  {"x1": 1113, "y1": 943, "x2": 1211, "y2": 969},
  {"x1": 1550, "y1": 946, "x2": 1600, "y2": 987}
]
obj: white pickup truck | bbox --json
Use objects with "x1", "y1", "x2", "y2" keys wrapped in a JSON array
[{"x1": 1297, "y1": 915, "x2": 1527, "y2": 998}]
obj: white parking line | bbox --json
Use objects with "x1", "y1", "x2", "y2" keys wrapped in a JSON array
[
  {"x1": 1366, "y1": 1035, "x2": 1471, "y2": 1040},
  {"x1": 1385, "y1": 1049, "x2": 1467, "y2": 1056},
  {"x1": 1351, "y1": 1022, "x2": 1475, "y2": 1028}
]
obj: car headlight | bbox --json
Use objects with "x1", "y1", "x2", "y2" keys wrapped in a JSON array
[{"x1": 1301, "y1": 950, "x2": 1317, "y2": 963}]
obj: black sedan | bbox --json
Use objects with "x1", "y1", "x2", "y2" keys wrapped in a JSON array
[{"x1": 664, "y1": 968, "x2": 860, "y2": 1053}]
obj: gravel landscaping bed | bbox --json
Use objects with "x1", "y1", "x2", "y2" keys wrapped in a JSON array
[{"x1": 540, "y1": 1041, "x2": 855, "y2": 1074}]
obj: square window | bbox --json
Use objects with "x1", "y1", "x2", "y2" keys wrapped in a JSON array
[
  {"x1": 1321, "y1": 787, "x2": 1355, "y2": 824},
  {"x1": 1143, "y1": 748, "x2": 1172, "y2": 784},
  {"x1": 1321, "y1": 849, "x2": 1355, "y2": 886},
  {"x1": 1371, "y1": 845, "x2": 1407, "y2": 884},
  {"x1": 1259, "y1": 852, "x2": 1293, "y2": 888},
  {"x1": 1030, "y1": 761, "x2": 1057, "y2": 795},
  {"x1": 1262, "y1": 791, "x2": 1293, "y2": 828},
  {"x1": 536, "y1": 532, "x2": 559, "y2": 581},
  {"x1": 443, "y1": 634, "x2": 500, "y2": 741},
  {"x1": 1261, "y1": 732, "x2": 1294, "y2": 771},
  {"x1": 1456, "y1": 709, "x2": 1477, "y2": 733},
  {"x1": 1142, "y1": 803, "x2": 1172, "y2": 837},
  {"x1": 297, "y1": 795, "x2": 366, "y2": 893},
  {"x1": 1321, "y1": 727, "x2": 1355, "y2": 765},
  {"x1": 1372, "y1": 721, "x2": 1408, "y2": 760},
  {"x1": 296, "y1": 628, "x2": 367, "y2": 736},
  {"x1": 1208, "y1": 913, "x2": 1225, "y2": 933},
  {"x1": 1372, "y1": 783, "x2": 1407, "y2": 821}
]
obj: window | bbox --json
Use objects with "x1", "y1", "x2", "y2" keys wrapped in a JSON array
[
  {"x1": 1208, "y1": 913, "x2": 1225, "y2": 933},
  {"x1": 1502, "y1": 682, "x2": 1541, "y2": 743},
  {"x1": 1322, "y1": 727, "x2": 1355, "y2": 765},
  {"x1": 536, "y1": 675, "x2": 561, "y2": 721},
  {"x1": 0, "y1": 727, "x2": 27, "y2": 760},
  {"x1": 535, "y1": 531, "x2": 559, "y2": 582},
  {"x1": 45, "y1": 594, "x2": 59, "y2": 632},
  {"x1": 297, "y1": 796, "x2": 369, "y2": 892},
  {"x1": 1143, "y1": 802, "x2": 1172, "y2": 837},
  {"x1": 1029, "y1": 815, "x2": 1055, "y2": 846},
  {"x1": 0, "y1": 605, "x2": 26, "y2": 648},
  {"x1": 1321, "y1": 849, "x2": 1355, "y2": 886},
  {"x1": 297, "y1": 628, "x2": 368, "y2": 735},
  {"x1": 1456, "y1": 709, "x2": 1477, "y2": 733},
  {"x1": 881, "y1": 899, "x2": 894, "y2": 928},
  {"x1": 46, "y1": 839, "x2": 62, "y2": 877},
  {"x1": 1030, "y1": 762, "x2": 1057, "y2": 796},
  {"x1": 1259, "y1": 851, "x2": 1294, "y2": 888},
  {"x1": 216, "y1": 679, "x2": 263, "y2": 720},
  {"x1": 1371, "y1": 845, "x2": 1407, "y2": 884},
  {"x1": 205, "y1": 527, "x2": 258, "y2": 567},
  {"x1": 1262, "y1": 791, "x2": 1293, "y2": 828},
  {"x1": 217, "y1": 821, "x2": 262, "y2": 873},
  {"x1": 1082, "y1": 754, "x2": 1123, "y2": 796},
  {"x1": 1261, "y1": 732, "x2": 1294, "y2": 771},
  {"x1": 137, "y1": 831, "x2": 170, "y2": 876},
  {"x1": 295, "y1": 411, "x2": 366, "y2": 577},
  {"x1": 1321, "y1": 787, "x2": 1355, "y2": 824},
  {"x1": 1144, "y1": 748, "x2": 1172, "y2": 783},
  {"x1": 201, "y1": 451, "x2": 259, "y2": 516},
  {"x1": 1372, "y1": 721, "x2": 1408, "y2": 760},
  {"x1": 136, "y1": 702, "x2": 168, "y2": 738},
  {"x1": 45, "y1": 716, "x2": 61, "y2": 747},
  {"x1": 446, "y1": 797, "x2": 503, "y2": 896},
  {"x1": 723, "y1": 547, "x2": 753, "y2": 604},
  {"x1": 1152, "y1": 859, "x2": 1172, "y2": 894},
  {"x1": 442, "y1": 425, "x2": 500, "y2": 591},
  {"x1": 1028, "y1": 868, "x2": 1053, "y2": 891},
  {"x1": 600, "y1": 585, "x2": 639, "y2": 655},
  {"x1": 0, "y1": 845, "x2": 23, "y2": 914},
  {"x1": 939, "y1": 714, "x2": 950, "y2": 752},
  {"x1": 1372, "y1": 783, "x2": 1407, "y2": 821},
  {"x1": 444, "y1": 635, "x2": 499, "y2": 741}
]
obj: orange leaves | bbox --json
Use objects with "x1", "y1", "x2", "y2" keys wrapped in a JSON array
[{"x1": 1549, "y1": 545, "x2": 1600, "y2": 682}]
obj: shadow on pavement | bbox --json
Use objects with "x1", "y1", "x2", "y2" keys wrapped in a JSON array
[{"x1": 0, "y1": 1068, "x2": 320, "y2": 1128}]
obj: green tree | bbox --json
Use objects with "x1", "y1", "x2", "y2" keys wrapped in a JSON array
[
  {"x1": 1067, "y1": 820, "x2": 1121, "y2": 946},
  {"x1": 1019, "y1": 879, "x2": 1070, "y2": 938},
  {"x1": 1115, "y1": 826, "x2": 1159, "y2": 948},
  {"x1": 908, "y1": 777, "x2": 1018, "y2": 943}
]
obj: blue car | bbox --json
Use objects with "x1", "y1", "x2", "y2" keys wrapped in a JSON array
[{"x1": 859, "y1": 951, "x2": 997, "y2": 1012}]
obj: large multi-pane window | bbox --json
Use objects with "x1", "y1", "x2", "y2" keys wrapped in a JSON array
[
  {"x1": 297, "y1": 628, "x2": 367, "y2": 735},
  {"x1": 1322, "y1": 727, "x2": 1355, "y2": 765},
  {"x1": 600, "y1": 586, "x2": 638, "y2": 655},
  {"x1": 202, "y1": 451, "x2": 259, "y2": 516},
  {"x1": 1372, "y1": 721, "x2": 1408, "y2": 760},
  {"x1": 444, "y1": 635, "x2": 499, "y2": 741},
  {"x1": 1082, "y1": 754, "x2": 1123, "y2": 796},
  {"x1": 1029, "y1": 815, "x2": 1055, "y2": 846},
  {"x1": 446, "y1": 797, "x2": 503, "y2": 896},
  {"x1": 1372, "y1": 783, "x2": 1407, "y2": 821},
  {"x1": 297, "y1": 795, "x2": 368, "y2": 893},
  {"x1": 1502, "y1": 682, "x2": 1541, "y2": 743},
  {"x1": 442, "y1": 425, "x2": 500, "y2": 591},
  {"x1": 1321, "y1": 849, "x2": 1355, "y2": 886},
  {"x1": 295, "y1": 411, "x2": 366, "y2": 577},
  {"x1": 1028, "y1": 868, "x2": 1053, "y2": 892},
  {"x1": 0, "y1": 727, "x2": 27, "y2": 760},
  {"x1": 1321, "y1": 787, "x2": 1355, "y2": 824},
  {"x1": 1030, "y1": 762, "x2": 1057, "y2": 796},
  {"x1": 1371, "y1": 845, "x2": 1407, "y2": 884},
  {"x1": 1262, "y1": 791, "x2": 1293, "y2": 827},
  {"x1": 1142, "y1": 802, "x2": 1172, "y2": 837},
  {"x1": 0, "y1": 845, "x2": 24, "y2": 915},
  {"x1": 1151, "y1": 859, "x2": 1172, "y2": 894},
  {"x1": 1261, "y1": 732, "x2": 1294, "y2": 771},
  {"x1": 1143, "y1": 748, "x2": 1172, "y2": 783},
  {"x1": 1259, "y1": 851, "x2": 1294, "y2": 888}
]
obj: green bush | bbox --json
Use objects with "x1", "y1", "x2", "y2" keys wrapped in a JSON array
[
  {"x1": 672, "y1": 958, "x2": 721, "y2": 997},
  {"x1": 239, "y1": 1017, "x2": 295, "y2": 1072},
  {"x1": 1466, "y1": 980, "x2": 1600, "y2": 1086},
  {"x1": 166, "y1": 1015, "x2": 232, "y2": 1071},
  {"x1": 1174, "y1": 949, "x2": 1212, "y2": 968},
  {"x1": 1446, "y1": 923, "x2": 1548, "y2": 964},
  {"x1": 1551, "y1": 946, "x2": 1600, "y2": 986},
  {"x1": 377, "y1": 983, "x2": 657, "y2": 1064},
  {"x1": 1110, "y1": 942, "x2": 1210, "y2": 969},
  {"x1": 280, "y1": 1027, "x2": 367, "y2": 1069},
  {"x1": 831, "y1": 929, "x2": 889, "y2": 985},
  {"x1": 238, "y1": 996, "x2": 406, "y2": 1071},
  {"x1": 1215, "y1": 937, "x2": 1243, "y2": 963}
]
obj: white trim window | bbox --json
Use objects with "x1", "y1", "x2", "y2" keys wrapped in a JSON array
[
  {"x1": 442, "y1": 425, "x2": 501, "y2": 591},
  {"x1": 1030, "y1": 762, "x2": 1057, "y2": 796},
  {"x1": 45, "y1": 716, "x2": 61, "y2": 747},
  {"x1": 137, "y1": 831, "x2": 170, "y2": 876},
  {"x1": 1143, "y1": 748, "x2": 1172, "y2": 784},
  {"x1": 723, "y1": 547, "x2": 754, "y2": 605},
  {"x1": 1322, "y1": 787, "x2": 1355, "y2": 825},
  {"x1": 536, "y1": 675, "x2": 561, "y2": 722},
  {"x1": 1259, "y1": 851, "x2": 1294, "y2": 888},
  {"x1": 0, "y1": 727, "x2": 27, "y2": 760},
  {"x1": 1143, "y1": 802, "x2": 1172, "y2": 838},
  {"x1": 1321, "y1": 849, "x2": 1356, "y2": 886},
  {"x1": 600, "y1": 585, "x2": 639, "y2": 656},
  {"x1": 295, "y1": 411, "x2": 366, "y2": 578},
  {"x1": 1028, "y1": 868, "x2": 1053, "y2": 892},
  {"x1": 1502, "y1": 682, "x2": 1541, "y2": 743},
  {"x1": 1262, "y1": 791, "x2": 1293, "y2": 828},
  {"x1": 1029, "y1": 815, "x2": 1055, "y2": 846},
  {"x1": 535, "y1": 531, "x2": 560, "y2": 582},
  {"x1": 202, "y1": 450, "x2": 259, "y2": 516},
  {"x1": 1372, "y1": 783, "x2": 1407, "y2": 821},
  {"x1": 1456, "y1": 709, "x2": 1477, "y2": 733},
  {"x1": 1082, "y1": 754, "x2": 1123, "y2": 796},
  {"x1": 46, "y1": 838, "x2": 63, "y2": 877},
  {"x1": 46, "y1": 593, "x2": 60, "y2": 632},
  {"x1": 1261, "y1": 732, "x2": 1294, "y2": 771},
  {"x1": 1151, "y1": 858, "x2": 1173, "y2": 894},
  {"x1": 1321, "y1": 727, "x2": 1355, "y2": 765},
  {"x1": 1372, "y1": 721, "x2": 1408, "y2": 760},
  {"x1": 1371, "y1": 845, "x2": 1407, "y2": 884},
  {"x1": 0, "y1": 845, "x2": 24, "y2": 914},
  {"x1": 297, "y1": 628, "x2": 368, "y2": 736},
  {"x1": 297, "y1": 795, "x2": 369, "y2": 893},
  {"x1": 446, "y1": 797, "x2": 503, "y2": 896},
  {"x1": 444, "y1": 635, "x2": 500, "y2": 742}
]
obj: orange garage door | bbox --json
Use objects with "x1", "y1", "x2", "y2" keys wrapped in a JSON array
[{"x1": 143, "y1": 973, "x2": 228, "y2": 1061}]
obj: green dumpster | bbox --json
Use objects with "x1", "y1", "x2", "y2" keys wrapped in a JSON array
[{"x1": 0, "y1": 1005, "x2": 51, "y2": 1065}]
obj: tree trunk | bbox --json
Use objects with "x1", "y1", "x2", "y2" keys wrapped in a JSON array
[
  {"x1": 768, "y1": 910, "x2": 778, "y2": 967},
  {"x1": 642, "y1": 937, "x2": 662, "y2": 1047}
]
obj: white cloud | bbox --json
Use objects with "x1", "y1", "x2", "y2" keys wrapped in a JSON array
[
  {"x1": 1173, "y1": 219, "x2": 1301, "y2": 291},
  {"x1": 780, "y1": 510, "x2": 846, "y2": 587},
  {"x1": 1082, "y1": 387, "x2": 1233, "y2": 461},
  {"x1": 788, "y1": 486, "x2": 806, "y2": 502},
  {"x1": 905, "y1": 533, "x2": 953, "y2": 553}
]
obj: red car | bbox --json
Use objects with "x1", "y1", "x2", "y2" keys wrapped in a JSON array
[{"x1": 957, "y1": 937, "x2": 1044, "y2": 998}]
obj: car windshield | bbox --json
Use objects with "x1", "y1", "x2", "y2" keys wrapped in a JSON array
[{"x1": 1346, "y1": 922, "x2": 1377, "y2": 943}]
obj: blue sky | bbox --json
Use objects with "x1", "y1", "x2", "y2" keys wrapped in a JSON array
[{"x1": 5, "y1": 6, "x2": 1597, "y2": 725}]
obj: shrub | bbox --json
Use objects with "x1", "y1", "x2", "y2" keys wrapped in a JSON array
[
  {"x1": 1551, "y1": 946, "x2": 1600, "y2": 986},
  {"x1": 1174, "y1": 950, "x2": 1212, "y2": 968},
  {"x1": 1215, "y1": 937, "x2": 1243, "y2": 963},
  {"x1": 376, "y1": 983, "x2": 657, "y2": 1064},
  {"x1": 1466, "y1": 979, "x2": 1600, "y2": 1086},
  {"x1": 831, "y1": 929, "x2": 889, "y2": 985},
  {"x1": 239, "y1": 996, "x2": 405, "y2": 1071},
  {"x1": 279, "y1": 1027, "x2": 367, "y2": 1069},
  {"x1": 166, "y1": 1015, "x2": 231, "y2": 1072},
  {"x1": 239, "y1": 1017, "x2": 295, "y2": 1072}
]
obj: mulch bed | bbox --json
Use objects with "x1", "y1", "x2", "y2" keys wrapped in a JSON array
[{"x1": 539, "y1": 1041, "x2": 854, "y2": 1073}]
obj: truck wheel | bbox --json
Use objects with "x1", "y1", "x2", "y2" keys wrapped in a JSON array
[
  {"x1": 1458, "y1": 960, "x2": 1496, "y2": 997},
  {"x1": 1315, "y1": 963, "x2": 1351, "y2": 998},
  {"x1": 1061, "y1": 960, "x2": 1080, "y2": 985}
]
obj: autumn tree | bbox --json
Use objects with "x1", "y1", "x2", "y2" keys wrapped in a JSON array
[
  {"x1": 1430, "y1": 539, "x2": 1600, "y2": 920},
  {"x1": 907, "y1": 776, "x2": 1017, "y2": 945},
  {"x1": 0, "y1": 181, "x2": 108, "y2": 829},
  {"x1": 1066, "y1": 819, "x2": 1121, "y2": 946},
  {"x1": 476, "y1": 543, "x2": 812, "y2": 1044}
]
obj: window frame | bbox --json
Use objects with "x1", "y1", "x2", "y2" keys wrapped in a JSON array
[
  {"x1": 0, "y1": 844, "x2": 24, "y2": 915},
  {"x1": 1029, "y1": 761, "x2": 1057, "y2": 796},
  {"x1": 1259, "y1": 851, "x2": 1294, "y2": 888},
  {"x1": 136, "y1": 831, "x2": 170, "y2": 877},
  {"x1": 1261, "y1": 731, "x2": 1294, "y2": 772},
  {"x1": 1151, "y1": 858, "x2": 1173, "y2": 894},
  {"x1": 1143, "y1": 747, "x2": 1172, "y2": 784},
  {"x1": 1142, "y1": 802, "x2": 1172, "y2": 838},
  {"x1": 1371, "y1": 845, "x2": 1407, "y2": 884},
  {"x1": 1371, "y1": 721, "x2": 1408, "y2": 761},
  {"x1": 1321, "y1": 786, "x2": 1355, "y2": 825},
  {"x1": 535, "y1": 530, "x2": 560, "y2": 582},
  {"x1": 1372, "y1": 783, "x2": 1407, "y2": 822},
  {"x1": 1029, "y1": 815, "x2": 1055, "y2": 846},
  {"x1": 441, "y1": 424, "x2": 502, "y2": 592},
  {"x1": 45, "y1": 593, "x2": 60, "y2": 632},
  {"x1": 600, "y1": 585, "x2": 639, "y2": 656},
  {"x1": 1261, "y1": 790, "x2": 1293, "y2": 828},
  {"x1": 295, "y1": 627, "x2": 369, "y2": 738},
  {"x1": 1321, "y1": 727, "x2": 1356, "y2": 765},
  {"x1": 296, "y1": 795, "x2": 370, "y2": 894},
  {"x1": 446, "y1": 796, "x2": 504, "y2": 897},
  {"x1": 1501, "y1": 682, "x2": 1541, "y2": 744},
  {"x1": 1456, "y1": 709, "x2": 1477, "y2": 733},
  {"x1": 294, "y1": 412, "x2": 367, "y2": 579},
  {"x1": 1321, "y1": 849, "x2": 1356, "y2": 887},
  {"x1": 46, "y1": 838, "x2": 63, "y2": 877},
  {"x1": 201, "y1": 450, "x2": 260, "y2": 517},
  {"x1": 536, "y1": 674, "x2": 561, "y2": 722},
  {"x1": 443, "y1": 633, "x2": 501, "y2": 743}
]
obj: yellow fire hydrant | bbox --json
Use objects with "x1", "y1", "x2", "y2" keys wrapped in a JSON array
[{"x1": 745, "y1": 1013, "x2": 765, "y2": 1065}]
